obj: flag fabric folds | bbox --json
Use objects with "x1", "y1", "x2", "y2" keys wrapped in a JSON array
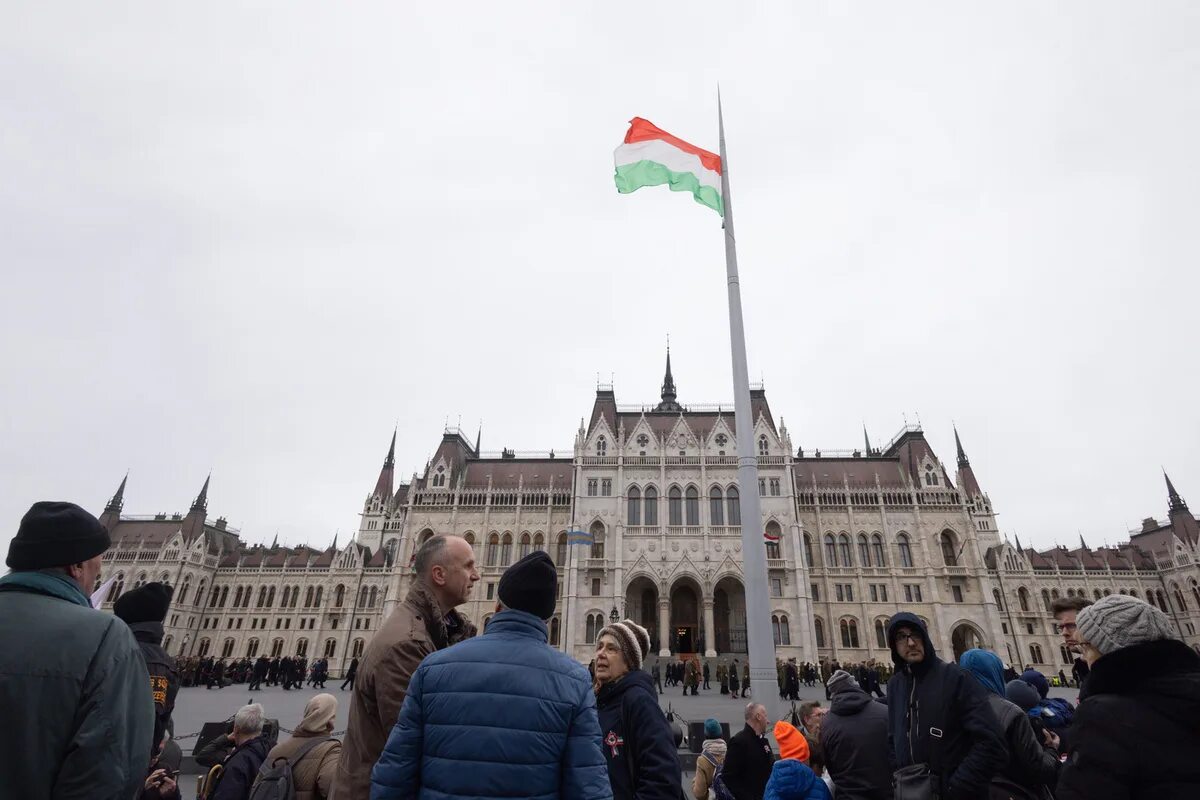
[{"x1": 614, "y1": 117, "x2": 724, "y2": 215}]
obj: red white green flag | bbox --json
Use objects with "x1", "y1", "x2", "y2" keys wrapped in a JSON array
[{"x1": 614, "y1": 117, "x2": 723, "y2": 215}]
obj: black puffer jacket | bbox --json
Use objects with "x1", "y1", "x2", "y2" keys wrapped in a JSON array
[
  {"x1": 596, "y1": 669, "x2": 680, "y2": 800},
  {"x1": 1056, "y1": 638, "x2": 1200, "y2": 800},
  {"x1": 820, "y1": 685, "x2": 891, "y2": 800},
  {"x1": 129, "y1": 622, "x2": 179, "y2": 751},
  {"x1": 885, "y1": 613, "x2": 1006, "y2": 800}
]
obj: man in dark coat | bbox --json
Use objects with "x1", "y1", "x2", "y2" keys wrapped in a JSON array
[
  {"x1": 193, "y1": 702, "x2": 270, "y2": 800},
  {"x1": 114, "y1": 581, "x2": 180, "y2": 755},
  {"x1": 821, "y1": 670, "x2": 891, "y2": 800},
  {"x1": 341, "y1": 656, "x2": 359, "y2": 690},
  {"x1": 861, "y1": 661, "x2": 885, "y2": 698},
  {"x1": 722, "y1": 702, "x2": 774, "y2": 800},
  {"x1": 785, "y1": 658, "x2": 800, "y2": 701},
  {"x1": 248, "y1": 655, "x2": 268, "y2": 691},
  {"x1": 703, "y1": 660, "x2": 711, "y2": 689},
  {"x1": 885, "y1": 612, "x2": 1006, "y2": 800}
]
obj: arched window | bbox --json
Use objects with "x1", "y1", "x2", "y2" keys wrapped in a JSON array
[
  {"x1": 555, "y1": 533, "x2": 567, "y2": 566},
  {"x1": 1173, "y1": 584, "x2": 1187, "y2": 612},
  {"x1": 1191, "y1": 580, "x2": 1200, "y2": 609},
  {"x1": 1018, "y1": 587, "x2": 1031, "y2": 612},
  {"x1": 668, "y1": 487, "x2": 682, "y2": 525},
  {"x1": 314, "y1": 586, "x2": 323, "y2": 608},
  {"x1": 993, "y1": 589, "x2": 1003, "y2": 610},
  {"x1": 1029, "y1": 644, "x2": 1043, "y2": 664},
  {"x1": 418, "y1": 528, "x2": 435, "y2": 546},
  {"x1": 369, "y1": 586, "x2": 378, "y2": 608},
  {"x1": 709, "y1": 486, "x2": 724, "y2": 526},
  {"x1": 534, "y1": 532, "x2": 544, "y2": 551},
  {"x1": 549, "y1": 616, "x2": 561, "y2": 647},
  {"x1": 247, "y1": 638, "x2": 260, "y2": 658},
  {"x1": 196, "y1": 580, "x2": 206, "y2": 608},
  {"x1": 257, "y1": 586, "x2": 267, "y2": 608},
  {"x1": 871, "y1": 534, "x2": 886, "y2": 566},
  {"x1": 1157, "y1": 590, "x2": 1169, "y2": 612},
  {"x1": 178, "y1": 576, "x2": 190, "y2": 605},
  {"x1": 134, "y1": 573, "x2": 147, "y2": 590},
  {"x1": 726, "y1": 487, "x2": 741, "y2": 526},
  {"x1": 108, "y1": 573, "x2": 126, "y2": 603},
  {"x1": 685, "y1": 486, "x2": 700, "y2": 525},
  {"x1": 628, "y1": 487, "x2": 642, "y2": 526},
  {"x1": 924, "y1": 466, "x2": 939, "y2": 487},
  {"x1": 334, "y1": 584, "x2": 345, "y2": 608},
  {"x1": 803, "y1": 534, "x2": 814, "y2": 567},
  {"x1": 643, "y1": 486, "x2": 659, "y2": 526},
  {"x1": 758, "y1": 435, "x2": 769, "y2": 456},
  {"x1": 772, "y1": 615, "x2": 782, "y2": 646},
  {"x1": 765, "y1": 522, "x2": 782, "y2": 559},
  {"x1": 1060, "y1": 645, "x2": 1071, "y2": 665},
  {"x1": 897, "y1": 534, "x2": 914, "y2": 568},
  {"x1": 219, "y1": 586, "x2": 229, "y2": 608},
  {"x1": 163, "y1": 635, "x2": 173, "y2": 652},
  {"x1": 358, "y1": 586, "x2": 369, "y2": 608},
  {"x1": 840, "y1": 618, "x2": 860, "y2": 648},
  {"x1": 590, "y1": 522, "x2": 605, "y2": 560},
  {"x1": 940, "y1": 531, "x2": 958, "y2": 566},
  {"x1": 208, "y1": 586, "x2": 219, "y2": 607},
  {"x1": 585, "y1": 612, "x2": 605, "y2": 644},
  {"x1": 518, "y1": 533, "x2": 531, "y2": 560},
  {"x1": 596, "y1": 436, "x2": 607, "y2": 457},
  {"x1": 500, "y1": 533, "x2": 513, "y2": 565},
  {"x1": 814, "y1": 617, "x2": 825, "y2": 648},
  {"x1": 197, "y1": 638, "x2": 210, "y2": 657},
  {"x1": 324, "y1": 638, "x2": 337, "y2": 658},
  {"x1": 221, "y1": 638, "x2": 236, "y2": 658},
  {"x1": 778, "y1": 614, "x2": 790, "y2": 645},
  {"x1": 352, "y1": 638, "x2": 365, "y2": 659},
  {"x1": 296, "y1": 638, "x2": 308, "y2": 657},
  {"x1": 234, "y1": 586, "x2": 245, "y2": 607},
  {"x1": 486, "y1": 534, "x2": 500, "y2": 566},
  {"x1": 858, "y1": 534, "x2": 871, "y2": 566},
  {"x1": 875, "y1": 618, "x2": 888, "y2": 649},
  {"x1": 1051, "y1": 589, "x2": 1060, "y2": 599},
  {"x1": 1129, "y1": 588, "x2": 1138, "y2": 599},
  {"x1": 1041, "y1": 589, "x2": 1051, "y2": 611},
  {"x1": 838, "y1": 535, "x2": 852, "y2": 566},
  {"x1": 824, "y1": 535, "x2": 838, "y2": 566}
]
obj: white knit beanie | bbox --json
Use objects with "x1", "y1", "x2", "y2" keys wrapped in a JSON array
[
  {"x1": 597, "y1": 618, "x2": 651, "y2": 671},
  {"x1": 1075, "y1": 593, "x2": 1177, "y2": 656}
]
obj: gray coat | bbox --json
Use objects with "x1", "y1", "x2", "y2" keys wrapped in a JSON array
[{"x1": 0, "y1": 572, "x2": 154, "y2": 800}]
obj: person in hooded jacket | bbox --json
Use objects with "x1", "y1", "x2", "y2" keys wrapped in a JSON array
[
  {"x1": 114, "y1": 581, "x2": 180, "y2": 756},
  {"x1": 693, "y1": 718, "x2": 728, "y2": 800},
  {"x1": 594, "y1": 617, "x2": 680, "y2": 800},
  {"x1": 819, "y1": 670, "x2": 891, "y2": 800},
  {"x1": 763, "y1": 721, "x2": 832, "y2": 800},
  {"x1": 885, "y1": 612, "x2": 1006, "y2": 800},
  {"x1": 258, "y1": 693, "x2": 341, "y2": 800},
  {"x1": 1056, "y1": 593, "x2": 1200, "y2": 800},
  {"x1": 959, "y1": 649, "x2": 1059, "y2": 799},
  {"x1": 1019, "y1": 669, "x2": 1074, "y2": 732}
]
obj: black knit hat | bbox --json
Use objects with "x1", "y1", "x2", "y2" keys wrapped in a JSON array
[
  {"x1": 497, "y1": 550, "x2": 558, "y2": 620},
  {"x1": 7, "y1": 501, "x2": 110, "y2": 570},
  {"x1": 114, "y1": 581, "x2": 174, "y2": 624}
]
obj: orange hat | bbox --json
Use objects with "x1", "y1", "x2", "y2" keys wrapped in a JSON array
[{"x1": 774, "y1": 720, "x2": 810, "y2": 762}]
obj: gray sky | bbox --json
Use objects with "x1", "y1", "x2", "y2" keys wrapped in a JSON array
[{"x1": 2, "y1": 2, "x2": 1197, "y2": 557}]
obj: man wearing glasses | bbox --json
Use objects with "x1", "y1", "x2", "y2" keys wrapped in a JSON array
[
  {"x1": 885, "y1": 612, "x2": 1006, "y2": 800},
  {"x1": 1051, "y1": 596, "x2": 1093, "y2": 687}
]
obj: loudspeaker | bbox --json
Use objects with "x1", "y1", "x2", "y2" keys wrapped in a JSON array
[{"x1": 192, "y1": 718, "x2": 280, "y2": 756}]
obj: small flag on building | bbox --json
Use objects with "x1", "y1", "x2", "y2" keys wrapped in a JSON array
[
  {"x1": 614, "y1": 117, "x2": 723, "y2": 215},
  {"x1": 763, "y1": 528, "x2": 781, "y2": 543},
  {"x1": 566, "y1": 529, "x2": 594, "y2": 546}
]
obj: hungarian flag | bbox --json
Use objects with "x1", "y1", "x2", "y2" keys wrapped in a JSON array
[
  {"x1": 763, "y1": 528, "x2": 781, "y2": 543},
  {"x1": 614, "y1": 117, "x2": 723, "y2": 215}
]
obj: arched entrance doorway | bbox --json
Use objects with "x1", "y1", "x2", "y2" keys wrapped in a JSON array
[
  {"x1": 950, "y1": 622, "x2": 986, "y2": 662},
  {"x1": 670, "y1": 579, "x2": 701, "y2": 654},
  {"x1": 625, "y1": 576, "x2": 660, "y2": 653},
  {"x1": 713, "y1": 575, "x2": 747, "y2": 655}
]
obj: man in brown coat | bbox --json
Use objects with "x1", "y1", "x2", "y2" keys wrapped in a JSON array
[{"x1": 334, "y1": 534, "x2": 479, "y2": 798}]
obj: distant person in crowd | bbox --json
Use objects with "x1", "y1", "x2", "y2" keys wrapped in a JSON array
[
  {"x1": 341, "y1": 656, "x2": 359, "y2": 691},
  {"x1": 258, "y1": 693, "x2": 341, "y2": 800},
  {"x1": 729, "y1": 659, "x2": 742, "y2": 698},
  {"x1": 141, "y1": 729, "x2": 182, "y2": 800},
  {"x1": 718, "y1": 662, "x2": 729, "y2": 695},
  {"x1": 785, "y1": 659, "x2": 800, "y2": 701},
  {"x1": 693, "y1": 718, "x2": 728, "y2": 800},
  {"x1": 820, "y1": 669, "x2": 890, "y2": 800},
  {"x1": 1056, "y1": 594, "x2": 1200, "y2": 799},
  {"x1": 336, "y1": 534, "x2": 478, "y2": 798},
  {"x1": 723, "y1": 703, "x2": 774, "y2": 800},
  {"x1": 194, "y1": 703, "x2": 270, "y2": 800},
  {"x1": 796, "y1": 701, "x2": 825, "y2": 778},
  {"x1": 594, "y1": 617, "x2": 679, "y2": 800},
  {"x1": 652, "y1": 660, "x2": 663, "y2": 694},
  {"x1": 960, "y1": 649, "x2": 1060, "y2": 799},
  {"x1": 885, "y1": 613, "x2": 1006, "y2": 800},
  {"x1": 685, "y1": 656, "x2": 701, "y2": 696},
  {"x1": 115, "y1": 581, "x2": 180, "y2": 754},
  {"x1": 704, "y1": 659, "x2": 711, "y2": 689},
  {"x1": 743, "y1": 663, "x2": 751, "y2": 696},
  {"x1": 249, "y1": 655, "x2": 268, "y2": 691},
  {"x1": 763, "y1": 721, "x2": 832, "y2": 800},
  {"x1": 1051, "y1": 595, "x2": 1093, "y2": 688},
  {"x1": 1019, "y1": 669, "x2": 1075, "y2": 732},
  {"x1": 861, "y1": 661, "x2": 884, "y2": 698},
  {"x1": 373, "y1": 551, "x2": 610, "y2": 799},
  {"x1": 0, "y1": 501, "x2": 153, "y2": 800}
]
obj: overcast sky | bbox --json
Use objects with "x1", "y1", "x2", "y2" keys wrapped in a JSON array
[{"x1": 3, "y1": 2, "x2": 1197, "y2": 558}]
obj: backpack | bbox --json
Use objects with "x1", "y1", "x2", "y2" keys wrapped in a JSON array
[
  {"x1": 248, "y1": 737, "x2": 330, "y2": 800},
  {"x1": 703, "y1": 752, "x2": 736, "y2": 800}
]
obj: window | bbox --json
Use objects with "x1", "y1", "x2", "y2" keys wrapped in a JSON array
[
  {"x1": 924, "y1": 466, "x2": 939, "y2": 487},
  {"x1": 811, "y1": 583, "x2": 819, "y2": 601},
  {"x1": 596, "y1": 437, "x2": 607, "y2": 456},
  {"x1": 1060, "y1": 645, "x2": 1071, "y2": 665},
  {"x1": 875, "y1": 618, "x2": 887, "y2": 649},
  {"x1": 222, "y1": 638, "x2": 235, "y2": 658},
  {"x1": 838, "y1": 535, "x2": 852, "y2": 566},
  {"x1": 840, "y1": 618, "x2": 860, "y2": 648},
  {"x1": 836, "y1": 584, "x2": 844, "y2": 602},
  {"x1": 759, "y1": 478, "x2": 767, "y2": 496},
  {"x1": 993, "y1": 589, "x2": 1003, "y2": 610},
  {"x1": 870, "y1": 584, "x2": 878, "y2": 602},
  {"x1": 334, "y1": 584, "x2": 346, "y2": 607},
  {"x1": 709, "y1": 487, "x2": 724, "y2": 525},
  {"x1": 500, "y1": 533, "x2": 513, "y2": 565},
  {"x1": 324, "y1": 638, "x2": 337, "y2": 658},
  {"x1": 549, "y1": 616, "x2": 561, "y2": 646},
  {"x1": 898, "y1": 534, "x2": 913, "y2": 568},
  {"x1": 108, "y1": 574, "x2": 126, "y2": 603},
  {"x1": 352, "y1": 638, "x2": 365, "y2": 659},
  {"x1": 871, "y1": 534, "x2": 886, "y2": 567},
  {"x1": 590, "y1": 522, "x2": 605, "y2": 559},
  {"x1": 1026, "y1": 622, "x2": 1035, "y2": 634},
  {"x1": 486, "y1": 583, "x2": 495, "y2": 600},
  {"x1": 643, "y1": 486, "x2": 658, "y2": 525},
  {"x1": 555, "y1": 533, "x2": 567, "y2": 566},
  {"x1": 1029, "y1": 644, "x2": 1043, "y2": 664},
  {"x1": 585, "y1": 612, "x2": 604, "y2": 643},
  {"x1": 668, "y1": 487, "x2": 682, "y2": 525},
  {"x1": 314, "y1": 586, "x2": 322, "y2": 608},
  {"x1": 590, "y1": 578, "x2": 601, "y2": 596},
  {"x1": 601, "y1": 478, "x2": 612, "y2": 497},
  {"x1": 358, "y1": 586, "x2": 369, "y2": 608},
  {"x1": 913, "y1": 584, "x2": 922, "y2": 602},
  {"x1": 587, "y1": 479, "x2": 598, "y2": 497},
  {"x1": 487, "y1": 534, "x2": 500, "y2": 566},
  {"x1": 726, "y1": 487, "x2": 740, "y2": 526},
  {"x1": 1018, "y1": 587, "x2": 1031, "y2": 612},
  {"x1": 951, "y1": 585, "x2": 964, "y2": 603},
  {"x1": 628, "y1": 487, "x2": 642, "y2": 525},
  {"x1": 296, "y1": 638, "x2": 308, "y2": 657},
  {"x1": 940, "y1": 531, "x2": 957, "y2": 566},
  {"x1": 685, "y1": 486, "x2": 700, "y2": 525},
  {"x1": 247, "y1": 638, "x2": 260, "y2": 658},
  {"x1": 858, "y1": 535, "x2": 871, "y2": 566},
  {"x1": 879, "y1": 585, "x2": 888, "y2": 602},
  {"x1": 1041, "y1": 589, "x2": 1051, "y2": 610},
  {"x1": 772, "y1": 614, "x2": 791, "y2": 646},
  {"x1": 845, "y1": 584, "x2": 853, "y2": 602},
  {"x1": 758, "y1": 435, "x2": 769, "y2": 456},
  {"x1": 803, "y1": 534, "x2": 814, "y2": 567},
  {"x1": 770, "y1": 578, "x2": 782, "y2": 597},
  {"x1": 814, "y1": 617, "x2": 825, "y2": 648},
  {"x1": 825, "y1": 535, "x2": 838, "y2": 566},
  {"x1": 518, "y1": 533, "x2": 531, "y2": 560},
  {"x1": 769, "y1": 478, "x2": 781, "y2": 496}
]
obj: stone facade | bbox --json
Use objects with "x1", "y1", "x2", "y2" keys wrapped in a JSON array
[{"x1": 94, "y1": 359, "x2": 1200, "y2": 675}]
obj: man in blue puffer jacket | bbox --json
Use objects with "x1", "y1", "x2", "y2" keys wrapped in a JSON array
[{"x1": 371, "y1": 551, "x2": 612, "y2": 800}]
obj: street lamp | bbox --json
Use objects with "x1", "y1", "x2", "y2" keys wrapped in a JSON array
[{"x1": 610, "y1": 605, "x2": 619, "y2": 623}]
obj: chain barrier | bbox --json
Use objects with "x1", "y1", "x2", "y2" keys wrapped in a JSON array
[{"x1": 173, "y1": 727, "x2": 347, "y2": 741}]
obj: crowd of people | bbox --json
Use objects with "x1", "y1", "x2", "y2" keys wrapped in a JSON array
[{"x1": 2, "y1": 500, "x2": 1200, "y2": 800}]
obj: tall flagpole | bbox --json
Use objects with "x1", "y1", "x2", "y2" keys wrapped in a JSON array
[{"x1": 718, "y1": 93, "x2": 778, "y2": 719}]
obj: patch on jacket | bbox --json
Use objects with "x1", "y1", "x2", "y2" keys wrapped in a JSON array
[{"x1": 605, "y1": 731, "x2": 625, "y2": 757}]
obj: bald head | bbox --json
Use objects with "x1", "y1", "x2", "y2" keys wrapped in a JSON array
[
  {"x1": 415, "y1": 535, "x2": 478, "y2": 609},
  {"x1": 744, "y1": 702, "x2": 767, "y2": 734}
]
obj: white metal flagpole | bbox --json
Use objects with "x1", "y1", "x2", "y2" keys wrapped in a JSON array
[{"x1": 717, "y1": 93, "x2": 779, "y2": 718}]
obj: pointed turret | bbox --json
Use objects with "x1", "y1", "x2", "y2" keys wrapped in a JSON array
[
  {"x1": 271, "y1": 532, "x2": 278, "y2": 549},
  {"x1": 475, "y1": 422, "x2": 482, "y2": 456},
  {"x1": 954, "y1": 425, "x2": 969, "y2": 468},
  {"x1": 863, "y1": 426, "x2": 873, "y2": 456},
  {"x1": 373, "y1": 430, "x2": 396, "y2": 499},
  {"x1": 1166, "y1": 470, "x2": 1186, "y2": 513},
  {"x1": 1015, "y1": 533, "x2": 1024, "y2": 553},
  {"x1": 1164, "y1": 470, "x2": 1199, "y2": 544},
  {"x1": 106, "y1": 473, "x2": 128, "y2": 513},
  {"x1": 654, "y1": 344, "x2": 683, "y2": 412},
  {"x1": 1079, "y1": 533, "x2": 1089, "y2": 551},
  {"x1": 952, "y1": 426, "x2": 983, "y2": 498},
  {"x1": 191, "y1": 473, "x2": 210, "y2": 512},
  {"x1": 332, "y1": 531, "x2": 339, "y2": 551}
]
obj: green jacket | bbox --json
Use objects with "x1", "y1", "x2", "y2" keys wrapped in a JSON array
[{"x1": 0, "y1": 571, "x2": 154, "y2": 799}]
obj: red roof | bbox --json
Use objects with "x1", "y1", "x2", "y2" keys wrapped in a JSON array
[{"x1": 464, "y1": 459, "x2": 573, "y2": 489}]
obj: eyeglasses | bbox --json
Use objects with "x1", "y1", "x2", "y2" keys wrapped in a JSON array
[{"x1": 895, "y1": 632, "x2": 922, "y2": 644}]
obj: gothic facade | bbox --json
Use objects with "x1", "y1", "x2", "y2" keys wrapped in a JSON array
[{"x1": 95, "y1": 357, "x2": 1200, "y2": 674}]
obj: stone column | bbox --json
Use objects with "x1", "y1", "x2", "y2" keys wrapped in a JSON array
[
  {"x1": 658, "y1": 598, "x2": 671, "y2": 656},
  {"x1": 703, "y1": 598, "x2": 717, "y2": 657}
]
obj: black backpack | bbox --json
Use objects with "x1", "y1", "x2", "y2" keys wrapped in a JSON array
[{"x1": 248, "y1": 737, "x2": 331, "y2": 800}]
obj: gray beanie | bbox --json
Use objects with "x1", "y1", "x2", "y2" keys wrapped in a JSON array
[
  {"x1": 1075, "y1": 593, "x2": 1177, "y2": 656},
  {"x1": 826, "y1": 669, "x2": 858, "y2": 695}
]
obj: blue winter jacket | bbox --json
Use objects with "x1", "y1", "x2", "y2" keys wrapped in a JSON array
[
  {"x1": 763, "y1": 759, "x2": 833, "y2": 800},
  {"x1": 370, "y1": 609, "x2": 612, "y2": 800}
]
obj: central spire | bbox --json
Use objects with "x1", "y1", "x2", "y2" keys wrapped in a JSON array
[
  {"x1": 655, "y1": 342, "x2": 683, "y2": 412},
  {"x1": 954, "y1": 425, "x2": 969, "y2": 468},
  {"x1": 1166, "y1": 470, "x2": 1187, "y2": 512}
]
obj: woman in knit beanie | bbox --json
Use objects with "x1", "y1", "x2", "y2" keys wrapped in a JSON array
[
  {"x1": 692, "y1": 718, "x2": 728, "y2": 800},
  {"x1": 1055, "y1": 593, "x2": 1200, "y2": 799},
  {"x1": 593, "y1": 619, "x2": 681, "y2": 800}
]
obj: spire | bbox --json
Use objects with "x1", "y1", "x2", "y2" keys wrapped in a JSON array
[
  {"x1": 654, "y1": 341, "x2": 683, "y2": 412},
  {"x1": 332, "y1": 531, "x2": 339, "y2": 551},
  {"x1": 105, "y1": 472, "x2": 128, "y2": 512},
  {"x1": 1015, "y1": 533, "x2": 1024, "y2": 553},
  {"x1": 191, "y1": 473, "x2": 210, "y2": 512},
  {"x1": 271, "y1": 532, "x2": 278, "y2": 549},
  {"x1": 373, "y1": 430, "x2": 396, "y2": 499},
  {"x1": 1079, "y1": 533, "x2": 1089, "y2": 551},
  {"x1": 1166, "y1": 470, "x2": 1187, "y2": 512},
  {"x1": 954, "y1": 425, "x2": 969, "y2": 468},
  {"x1": 863, "y1": 425, "x2": 873, "y2": 456},
  {"x1": 475, "y1": 421, "x2": 482, "y2": 456}
]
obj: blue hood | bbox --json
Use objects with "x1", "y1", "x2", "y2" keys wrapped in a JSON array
[
  {"x1": 960, "y1": 648, "x2": 1005, "y2": 696},
  {"x1": 764, "y1": 758, "x2": 828, "y2": 800}
]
